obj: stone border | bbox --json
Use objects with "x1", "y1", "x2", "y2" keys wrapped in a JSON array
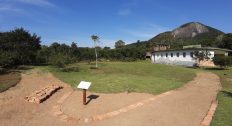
[
  {"x1": 52, "y1": 91, "x2": 219, "y2": 125},
  {"x1": 52, "y1": 91, "x2": 79, "y2": 123},
  {"x1": 200, "y1": 100, "x2": 218, "y2": 126},
  {"x1": 52, "y1": 91, "x2": 173, "y2": 124}
]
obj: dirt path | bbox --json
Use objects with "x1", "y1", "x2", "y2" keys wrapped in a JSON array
[
  {"x1": 0, "y1": 70, "x2": 73, "y2": 126},
  {"x1": 89, "y1": 73, "x2": 220, "y2": 126},
  {"x1": 0, "y1": 71, "x2": 220, "y2": 126}
]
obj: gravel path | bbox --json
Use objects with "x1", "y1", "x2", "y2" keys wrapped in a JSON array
[{"x1": 0, "y1": 71, "x2": 220, "y2": 126}]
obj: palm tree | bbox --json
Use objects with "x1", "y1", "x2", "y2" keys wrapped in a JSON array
[{"x1": 91, "y1": 35, "x2": 100, "y2": 68}]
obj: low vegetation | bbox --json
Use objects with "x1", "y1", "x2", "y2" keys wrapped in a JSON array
[
  {"x1": 39, "y1": 61, "x2": 196, "y2": 94},
  {"x1": 213, "y1": 56, "x2": 232, "y2": 68},
  {"x1": 0, "y1": 72, "x2": 21, "y2": 92},
  {"x1": 208, "y1": 67, "x2": 232, "y2": 126}
]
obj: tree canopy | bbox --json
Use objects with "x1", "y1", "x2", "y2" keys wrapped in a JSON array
[
  {"x1": 220, "y1": 33, "x2": 232, "y2": 50},
  {"x1": 0, "y1": 28, "x2": 41, "y2": 67},
  {"x1": 115, "y1": 40, "x2": 125, "y2": 48}
]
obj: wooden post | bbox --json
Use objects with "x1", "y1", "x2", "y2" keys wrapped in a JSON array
[
  {"x1": 77, "y1": 81, "x2": 91, "y2": 105},
  {"x1": 83, "y1": 89, "x2": 86, "y2": 105}
]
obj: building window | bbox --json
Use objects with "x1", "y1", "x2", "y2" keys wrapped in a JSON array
[
  {"x1": 190, "y1": 52, "x2": 194, "y2": 57},
  {"x1": 171, "y1": 53, "x2": 173, "y2": 57},
  {"x1": 176, "y1": 53, "x2": 179, "y2": 57},
  {"x1": 157, "y1": 54, "x2": 159, "y2": 57},
  {"x1": 166, "y1": 53, "x2": 168, "y2": 57},
  {"x1": 161, "y1": 53, "x2": 163, "y2": 57},
  {"x1": 183, "y1": 52, "x2": 186, "y2": 58}
]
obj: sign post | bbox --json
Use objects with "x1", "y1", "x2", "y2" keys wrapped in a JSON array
[
  {"x1": 83, "y1": 89, "x2": 86, "y2": 105},
  {"x1": 77, "y1": 81, "x2": 91, "y2": 105}
]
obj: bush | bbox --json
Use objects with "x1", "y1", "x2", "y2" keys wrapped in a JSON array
[
  {"x1": 0, "y1": 53, "x2": 14, "y2": 67},
  {"x1": 90, "y1": 66, "x2": 98, "y2": 69},
  {"x1": 49, "y1": 54, "x2": 72, "y2": 68},
  {"x1": 213, "y1": 56, "x2": 232, "y2": 67}
]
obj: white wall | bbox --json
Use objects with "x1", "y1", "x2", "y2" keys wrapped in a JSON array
[{"x1": 152, "y1": 50, "x2": 214, "y2": 67}]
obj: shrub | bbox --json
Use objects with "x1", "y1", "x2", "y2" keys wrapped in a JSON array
[
  {"x1": 49, "y1": 54, "x2": 72, "y2": 68},
  {"x1": 0, "y1": 53, "x2": 14, "y2": 67},
  {"x1": 90, "y1": 66, "x2": 98, "y2": 69},
  {"x1": 213, "y1": 56, "x2": 232, "y2": 68}
]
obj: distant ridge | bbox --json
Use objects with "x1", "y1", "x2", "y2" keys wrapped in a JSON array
[
  {"x1": 172, "y1": 22, "x2": 220, "y2": 38},
  {"x1": 126, "y1": 22, "x2": 225, "y2": 50}
]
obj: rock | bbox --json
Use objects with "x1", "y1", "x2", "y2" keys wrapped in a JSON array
[{"x1": 25, "y1": 85, "x2": 62, "y2": 104}]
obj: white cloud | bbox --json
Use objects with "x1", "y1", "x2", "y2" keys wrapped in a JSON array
[
  {"x1": 18, "y1": 0, "x2": 55, "y2": 7},
  {"x1": 0, "y1": 0, "x2": 56, "y2": 14},
  {"x1": 0, "y1": 3, "x2": 24, "y2": 13}
]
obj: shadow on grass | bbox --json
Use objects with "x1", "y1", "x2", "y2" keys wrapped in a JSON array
[
  {"x1": 203, "y1": 67, "x2": 227, "y2": 70},
  {"x1": 221, "y1": 90, "x2": 232, "y2": 98},
  {"x1": 185, "y1": 66, "x2": 228, "y2": 71},
  {"x1": 16, "y1": 65, "x2": 34, "y2": 70},
  {"x1": 86, "y1": 94, "x2": 99, "y2": 105},
  {"x1": 0, "y1": 71, "x2": 21, "y2": 93},
  {"x1": 33, "y1": 64, "x2": 49, "y2": 66}
]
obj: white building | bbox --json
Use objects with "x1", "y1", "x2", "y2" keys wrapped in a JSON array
[{"x1": 151, "y1": 47, "x2": 231, "y2": 67}]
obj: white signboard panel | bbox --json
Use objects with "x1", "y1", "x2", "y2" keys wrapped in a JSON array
[{"x1": 77, "y1": 81, "x2": 91, "y2": 90}]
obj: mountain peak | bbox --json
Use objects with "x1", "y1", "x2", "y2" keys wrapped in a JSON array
[
  {"x1": 172, "y1": 22, "x2": 210, "y2": 38},
  {"x1": 127, "y1": 22, "x2": 225, "y2": 50}
]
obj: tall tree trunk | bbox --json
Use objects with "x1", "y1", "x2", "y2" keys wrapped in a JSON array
[{"x1": 94, "y1": 42, "x2": 98, "y2": 68}]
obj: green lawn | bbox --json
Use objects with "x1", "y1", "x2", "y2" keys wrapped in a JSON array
[
  {"x1": 37, "y1": 62, "x2": 232, "y2": 125},
  {"x1": 0, "y1": 72, "x2": 21, "y2": 92},
  {"x1": 38, "y1": 61, "x2": 196, "y2": 94},
  {"x1": 208, "y1": 67, "x2": 232, "y2": 126}
]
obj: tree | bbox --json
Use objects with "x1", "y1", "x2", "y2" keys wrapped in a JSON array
[
  {"x1": 103, "y1": 47, "x2": 110, "y2": 50},
  {"x1": 221, "y1": 33, "x2": 232, "y2": 50},
  {"x1": 71, "y1": 42, "x2": 78, "y2": 53},
  {"x1": 193, "y1": 49, "x2": 211, "y2": 66},
  {"x1": 70, "y1": 42, "x2": 79, "y2": 59},
  {"x1": 36, "y1": 45, "x2": 50, "y2": 64},
  {"x1": 115, "y1": 40, "x2": 125, "y2": 48},
  {"x1": 47, "y1": 42, "x2": 79, "y2": 66},
  {"x1": 91, "y1": 35, "x2": 100, "y2": 68},
  {"x1": 0, "y1": 52, "x2": 13, "y2": 67},
  {"x1": 0, "y1": 28, "x2": 41, "y2": 66},
  {"x1": 213, "y1": 56, "x2": 232, "y2": 68},
  {"x1": 49, "y1": 53, "x2": 72, "y2": 68}
]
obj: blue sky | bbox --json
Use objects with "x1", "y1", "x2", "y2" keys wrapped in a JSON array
[{"x1": 0, "y1": 0, "x2": 232, "y2": 48}]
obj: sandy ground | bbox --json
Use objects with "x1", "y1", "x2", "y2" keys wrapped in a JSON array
[
  {"x1": 0, "y1": 70, "x2": 220, "y2": 126},
  {"x1": 62, "y1": 92, "x2": 154, "y2": 118}
]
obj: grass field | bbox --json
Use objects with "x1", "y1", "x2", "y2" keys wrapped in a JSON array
[
  {"x1": 208, "y1": 67, "x2": 232, "y2": 126},
  {"x1": 0, "y1": 72, "x2": 21, "y2": 92},
  {"x1": 39, "y1": 61, "x2": 196, "y2": 94}
]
